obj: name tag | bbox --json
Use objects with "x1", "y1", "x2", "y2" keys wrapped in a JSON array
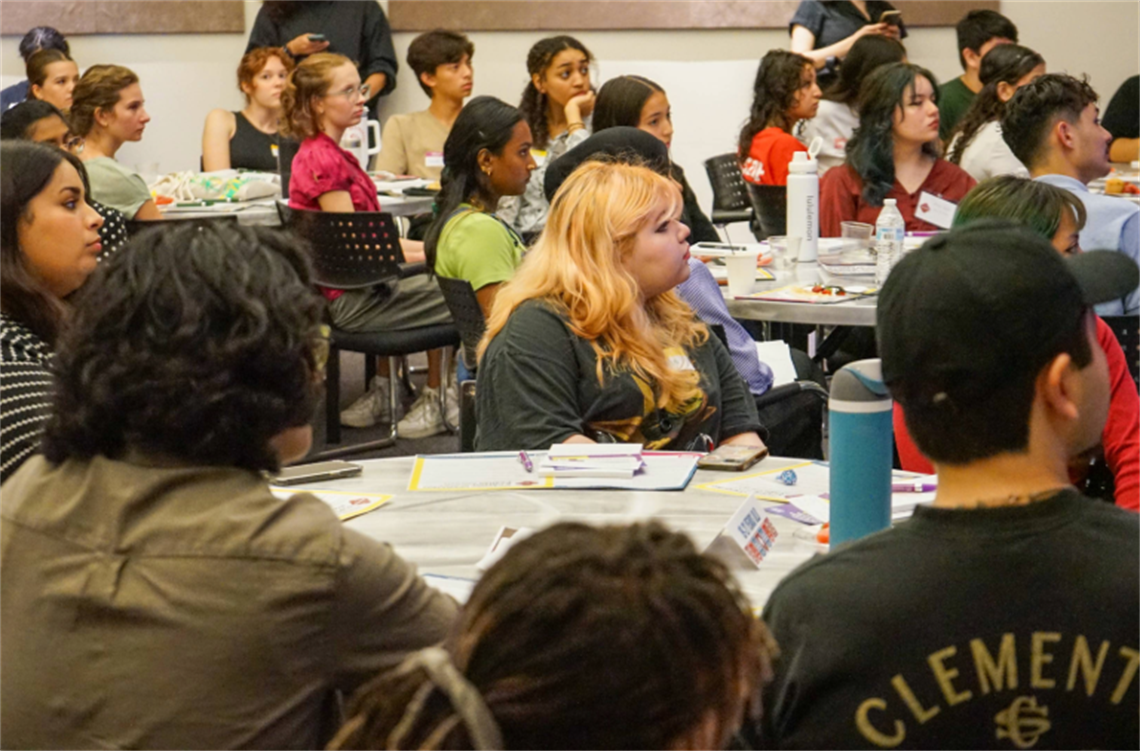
[
  {"x1": 665, "y1": 347, "x2": 695, "y2": 372},
  {"x1": 270, "y1": 143, "x2": 279, "y2": 158},
  {"x1": 531, "y1": 148, "x2": 548, "y2": 167},
  {"x1": 915, "y1": 191, "x2": 957, "y2": 229},
  {"x1": 424, "y1": 151, "x2": 444, "y2": 168}
]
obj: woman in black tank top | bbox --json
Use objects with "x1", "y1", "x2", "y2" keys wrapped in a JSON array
[{"x1": 201, "y1": 47, "x2": 293, "y2": 172}]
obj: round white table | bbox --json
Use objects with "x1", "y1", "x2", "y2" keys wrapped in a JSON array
[{"x1": 325, "y1": 456, "x2": 823, "y2": 609}]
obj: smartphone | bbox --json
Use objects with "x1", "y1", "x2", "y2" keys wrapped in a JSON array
[
  {"x1": 308, "y1": 34, "x2": 327, "y2": 42},
  {"x1": 879, "y1": 10, "x2": 901, "y2": 25},
  {"x1": 274, "y1": 460, "x2": 362, "y2": 485},
  {"x1": 696, "y1": 445, "x2": 769, "y2": 472}
]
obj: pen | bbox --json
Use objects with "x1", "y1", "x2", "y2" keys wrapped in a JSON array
[
  {"x1": 518, "y1": 450, "x2": 533, "y2": 473},
  {"x1": 892, "y1": 482, "x2": 937, "y2": 493}
]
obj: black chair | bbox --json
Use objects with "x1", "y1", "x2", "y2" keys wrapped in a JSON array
[
  {"x1": 277, "y1": 136, "x2": 302, "y2": 199},
  {"x1": 703, "y1": 154, "x2": 754, "y2": 240},
  {"x1": 746, "y1": 184, "x2": 787, "y2": 241},
  {"x1": 277, "y1": 204, "x2": 460, "y2": 458},
  {"x1": 436, "y1": 277, "x2": 488, "y2": 453},
  {"x1": 1103, "y1": 315, "x2": 1139, "y2": 392}
]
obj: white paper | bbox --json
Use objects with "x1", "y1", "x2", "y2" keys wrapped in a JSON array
[
  {"x1": 754, "y1": 341, "x2": 798, "y2": 387},
  {"x1": 270, "y1": 487, "x2": 392, "y2": 521},
  {"x1": 705, "y1": 495, "x2": 780, "y2": 569},
  {"x1": 422, "y1": 574, "x2": 477, "y2": 603},
  {"x1": 475, "y1": 526, "x2": 535, "y2": 571},
  {"x1": 548, "y1": 443, "x2": 644, "y2": 458}
]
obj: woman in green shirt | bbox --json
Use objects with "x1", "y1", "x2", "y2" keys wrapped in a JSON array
[{"x1": 425, "y1": 95, "x2": 535, "y2": 319}]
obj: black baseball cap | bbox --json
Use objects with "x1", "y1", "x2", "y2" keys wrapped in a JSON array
[{"x1": 878, "y1": 220, "x2": 1139, "y2": 405}]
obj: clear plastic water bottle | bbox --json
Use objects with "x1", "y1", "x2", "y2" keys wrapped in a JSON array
[{"x1": 874, "y1": 198, "x2": 905, "y2": 287}]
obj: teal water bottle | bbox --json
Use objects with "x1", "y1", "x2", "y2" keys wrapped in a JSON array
[{"x1": 828, "y1": 359, "x2": 893, "y2": 547}]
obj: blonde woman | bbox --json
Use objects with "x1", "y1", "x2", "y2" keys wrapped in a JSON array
[
  {"x1": 70, "y1": 64, "x2": 162, "y2": 221},
  {"x1": 476, "y1": 161, "x2": 765, "y2": 451}
]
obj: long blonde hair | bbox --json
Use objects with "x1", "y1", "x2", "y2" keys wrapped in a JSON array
[
  {"x1": 479, "y1": 161, "x2": 707, "y2": 413},
  {"x1": 279, "y1": 52, "x2": 351, "y2": 139}
]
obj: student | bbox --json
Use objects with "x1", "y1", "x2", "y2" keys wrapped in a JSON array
[
  {"x1": 0, "y1": 26, "x2": 68, "y2": 111},
  {"x1": 426, "y1": 96, "x2": 533, "y2": 320},
  {"x1": 497, "y1": 35, "x2": 594, "y2": 239},
  {"x1": 800, "y1": 34, "x2": 906, "y2": 174},
  {"x1": 374, "y1": 29, "x2": 474, "y2": 180},
  {"x1": 946, "y1": 44, "x2": 1045, "y2": 182},
  {"x1": 759, "y1": 222, "x2": 1140, "y2": 748},
  {"x1": 895, "y1": 175, "x2": 1139, "y2": 511},
  {"x1": 1102, "y1": 74, "x2": 1139, "y2": 163},
  {"x1": 477, "y1": 161, "x2": 765, "y2": 452},
  {"x1": 0, "y1": 141, "x2": 103, "y2": 483},
  {"x1": 201, "y1": 47, "x2": 293, "y2": 172},
  {"x1": 938, "y1": 9, "x2": 1019, "y2": 141},
  {"x1": 1002, "y1": 73, "x2": 1140, "y2": 316},
  {"x1": 1, "y1": 101, "x2": 129, "y2": 258},
  {"x1": 738, "y1": 50, "x2": 821, "y2": 187},
  {"x1": 70, "y1": 65, "x2": 162, "y2": 221},
  {"x1": 24, "y1": 49, "x2": 79, "y2": 113},
  {"x1": 0, "y1": 222, "x2": 457, "y2": 748},
  {"x1": 788, "y1": 0, "x2": 905, "y2": 89},
  {"x1": 592, "y1": 75, "x2": 718, "y2": 242},
  {"x1": 543, "y1": 128, "x2": 825, "y2": 459},
  {"x1": 246, "y1": 0, "x2": 398, "y2": 118},
  {"x1": 820, "y1": 63, "x2": 975, "y2": 236},
  {"x1": 329, "y1": 521, "x2": 776, "y2": 750},
  {"x1": 282, "y1": 53, "x2": 455, "y2": 437}
]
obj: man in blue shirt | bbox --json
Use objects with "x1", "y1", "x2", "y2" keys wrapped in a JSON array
[
  {"x1": 1002, "y1": 73, "x2": 1139, "y2": 316},
  {"x1": 0, "y1": 27, "x2": 69, "y2": 111}
]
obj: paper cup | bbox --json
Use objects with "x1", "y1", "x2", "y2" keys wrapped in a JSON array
[{"x1": 725, "y1": 252, "x2": 761, "y2": 296}]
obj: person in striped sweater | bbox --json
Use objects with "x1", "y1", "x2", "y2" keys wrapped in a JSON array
[{"x1": 0, "y1": 140, "x2": 103, "y2": 482}]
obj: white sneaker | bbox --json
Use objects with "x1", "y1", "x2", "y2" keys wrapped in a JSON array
[
  {"x1": 397, "y1": 386, "x2": 447, "y2": 439},
  {"x1": 340, "y1": 376, "x2": 396, "y2": 428},
  {"x1": 445, "y1": 383, "x2": 460, "y2": 427}
]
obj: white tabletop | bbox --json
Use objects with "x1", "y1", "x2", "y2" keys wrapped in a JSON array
[
  {"x1": 724, "y1": 264, "x2": 878, "y2": 327},
  {"x1": 327, "y1": 455, "x2": 822, "y2": 609},
  {"x1": 157, "y1": 194, "x2": 436, "y2": 224}
]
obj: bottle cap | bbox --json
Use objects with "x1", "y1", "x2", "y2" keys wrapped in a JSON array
[
  {"x1": 788, "y1": 150, "x2": 817, "y2": 173},
  {"x1": 883, "y1": 198, "x2": 897, "y2": 206}
]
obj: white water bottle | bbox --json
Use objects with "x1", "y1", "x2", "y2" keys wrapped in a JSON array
[
  {"x1": 786, "y1": 151, "x2": 819, "y2": 263},
  {"x1": 874, "y1": 198, "x2": 905, "y2": 286}
]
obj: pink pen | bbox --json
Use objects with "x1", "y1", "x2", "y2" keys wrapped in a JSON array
[{"x1": 892, "y1": 482, "x2": 937, "y2": 493}]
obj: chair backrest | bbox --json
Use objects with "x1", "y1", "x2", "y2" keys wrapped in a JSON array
[
  {"x1": 1103, "y1": 315, "x2": 1140, "y2": 392},
  {"x1": 459, "y1": 380, "x2": 477, "y2": 452},
  {"x1": 703, "y1": 154, "x2": 751, "y2": 213},
  {"x1": 746, "y1": 183, "x2": 788, "y2": 240},
  {"x1": 435, "y1": 276, "x2": 486, "y2": 368},
  {"x1": 277, "y1": 204, "x2": 404, "y2": 289},
  {"x1": 277, "y1": 137, "x2": 302, "y2": 199}
]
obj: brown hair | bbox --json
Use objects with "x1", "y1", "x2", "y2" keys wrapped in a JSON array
[
  {"x1": 279, "y1": 52, "x2": 352, "y2": 140},
  {"x1": 237, "y1": 46, "x2": 293, "y2": 103},
  {"x1": 329, "y1": 521, "x2": 778, "y2": 750},
  {"x1": 25, "y1": 48, "x2": 74, "y2": 97},
  {"x1": 518, "y1": 35, "x2": 593, "y2": 150},
  {"x1": 69, "y1": 64, "x2": 139, "y2": 137}
]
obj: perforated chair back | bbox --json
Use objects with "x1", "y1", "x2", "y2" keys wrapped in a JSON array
[
  {"x1": 436, "y1": 276, "x2": 486, "y2": 369},
  {"x1": 703, "y1": 153, "x2": 754, "y2": 230},
  {"x1": 277, "y1": 204, "x2": 403, "y2": 289},
  {"x1": 746, "y1": 183, "x2": 788, "y2": 240},
  {"x1": 1104, "y1": 315, "x2": 1140, "y2": 392},
  {"x1": 277, "y1": 137, "x2": 302, "y2": 199}
]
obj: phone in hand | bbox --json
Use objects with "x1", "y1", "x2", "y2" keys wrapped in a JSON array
[
  {"x1": 308, "y1": 34, "x2": 327, "y2": 42},
  {"x1": 274, "y1": 460, "x2": 361, "y2": 485},
  {"x1": 878, "y1": 10, "x2": 901, "y2": 25},
  {"x1": 696, "y1": 445, "x2": 769, "y2": 472}
]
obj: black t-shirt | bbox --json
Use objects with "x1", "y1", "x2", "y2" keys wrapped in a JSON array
[
  {"x1": 475, "y1": 299, "x2": 762, "y2": 451},
  {"x1": 758, "y1": 488, "x2": 1140, "y2": 749},
  {"x1": 1102, "y1": 74, "x2": 1140, "y2": 142},
  {"x1": 789, "y1": 1, "x2": 908, "y2": 87}
]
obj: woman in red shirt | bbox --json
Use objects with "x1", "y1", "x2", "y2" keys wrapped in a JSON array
[
  {"x1": 738, "y1": 50, "x2": 821, "y2": 186},
  {"x1": 820, "y1": 62, "x2": 975, "y2": 236},
  {"x1": 282, "y1": 53, "x2": 454, "y2": 438}
]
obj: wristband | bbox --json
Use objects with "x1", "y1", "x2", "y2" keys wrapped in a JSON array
[{"x1": 567, "y1": 122, "x2": 586, "y2": 133}]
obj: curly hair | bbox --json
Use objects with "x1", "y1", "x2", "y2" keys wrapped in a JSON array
[
  {"x1": 845, "y1": 62, "x2": 940, "y2": 206},
  {"x1": 947, "y1": 44, "x2": 1044, "y2": 165},
  {"x1": 279, "y1": 52, "x2": 352, "y2": 140},
  {"x1": 738, "y1": 50, "x2": 813, "y2": 161},
  {"x1": 517, "y1": 35, "x2": 593, "y2": 151},
  {"x1": 69, "y1": 64, "x2": 139, "y2": 138},
  {"x1": 0, "y1": 140, "x2": 88, "y2": 345},
  {"x1": 329, "y1": 521, "x2": 778, "y2": 750},
  {"x1": 1000, "y1": 73, "x2": 1099, "y2": 171},
  {"x1": 237, "y1": 46, "x2": 294, "y2": 103},
  {"x1": 41, "y1": 223, "x2": 326, "y2": 473}
]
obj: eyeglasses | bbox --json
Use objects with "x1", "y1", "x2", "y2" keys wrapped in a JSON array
[
  {"x1": 310, "y1": 324, "x2": 331, "y2": 376},
  {"x1": 324, "y1": 83, "x2": 371, "y2": 101}
]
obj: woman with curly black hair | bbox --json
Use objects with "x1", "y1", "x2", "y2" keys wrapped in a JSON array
[
  {"x1": 819, "y1": 62, "x2": 975, "y2": 236},
  {"x1": 497, "y1": 35, "x2": 594, "y2": 239},
  {"x1": 0, "y1": 222, "x2": 457, "y2": 749},
  {"x1": 738, "y1": 49, "x2": 821, "y2": 186}
]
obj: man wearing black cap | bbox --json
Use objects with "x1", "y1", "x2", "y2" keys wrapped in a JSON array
[{"x1": 758, "y1": 222, "x2": 1139, "y2": 749}]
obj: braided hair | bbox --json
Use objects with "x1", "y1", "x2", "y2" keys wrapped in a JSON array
[
  {"x1": 329, "y1": 521, "x2": 778, "y2": 750},
  {"x1": 517, "y1": 35, "x2": 592, "y2": 151}
]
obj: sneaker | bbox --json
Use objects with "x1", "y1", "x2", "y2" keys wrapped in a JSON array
[
  {"x1": 397, "y1": 386, "x2": 447, "y2": 439},
  {"x1": 445, "y1": 383, "x2": 460, "y2": 427},
  {"x1": 340, "y1": 376, "x2": 396, "y2": 428}
]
